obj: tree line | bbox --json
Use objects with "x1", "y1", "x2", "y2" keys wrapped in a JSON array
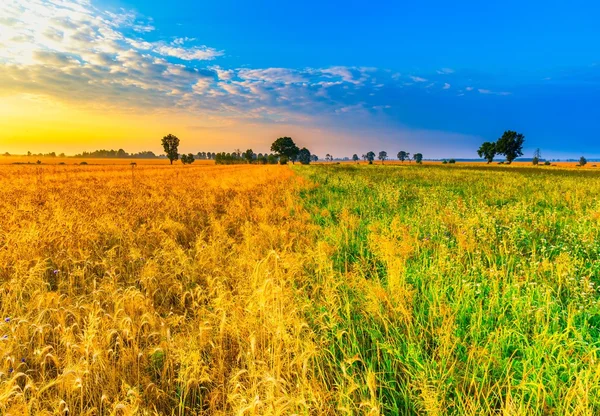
[{"x1": 161, "y1": 135, "x2": 316, "y2": 165}]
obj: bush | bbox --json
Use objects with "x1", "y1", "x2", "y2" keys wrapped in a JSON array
[
  {"x1": 448, "y1": 159, "x2": 456, "y2": 164},
  {"x1": 442, "y1": 160, "x2": 448, "y2": 164},
  {"x1": 544, "y1": 161, "x2": 551, "y2": 166}
]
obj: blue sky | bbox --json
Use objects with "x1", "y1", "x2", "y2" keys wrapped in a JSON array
[{"x1": 1, "y1": 0, "x2": 599, "y2": 157}]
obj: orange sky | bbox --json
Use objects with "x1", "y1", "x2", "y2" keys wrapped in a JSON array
[{"x1": 0, "y1": 93, "x2": 362, "y2": 156}]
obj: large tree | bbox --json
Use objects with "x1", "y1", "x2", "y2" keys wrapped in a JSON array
[
  {"x1": 270, "y1": 137, "x2": 300, "y2": 164},
  {"x1": 378, "y1": 151, "x2": 388, "y2": 164},
  {"x1": 352, "y1": 154, "x2": 359, "y2": 163},
  {"x1": 397, "y1": 151, "x2": 408, "y2": 163},
  {"x1": 414, "y1": 153, "x2": 423, "y2": 164},
  {"x1": 477, "y1": 141, "x2": 497, "y2": 164},
  {"x1": 298, "y1": 147, "x2": 311, "y2": 165},
  {"x1": 496, "y1": 130, "x2": 525, "y2": 164},
  {"x1": 366, "y1": 151, "x2": 375, "y2": 164},
  {"x1": 161, "y1": 134, "x2": 180, "y2": 165}
]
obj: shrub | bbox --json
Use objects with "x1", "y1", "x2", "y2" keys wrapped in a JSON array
[{"x1": 448, "y1": 159, "x2": 456, "y2": 164}]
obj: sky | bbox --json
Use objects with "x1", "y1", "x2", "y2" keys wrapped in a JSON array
[{"x1": 0, "y1": 0, "x2": 599, "y2": 158}]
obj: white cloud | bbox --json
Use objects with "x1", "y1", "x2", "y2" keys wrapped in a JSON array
[
  {"x1": 154, "y1": 44, "x2": 223, "y2": 61},
  {"x1": 436, "y1": 68, "x2": 454, "y2": 74},
  {"x1": 478, "y1": 88, "x2": 511, "y2": 96},
  {"x1": 443, "y1": 83, "x2": 451, "y2": 89},
  {"x1": 410, "y1": 76, "x2": 427, "y2": 82}
]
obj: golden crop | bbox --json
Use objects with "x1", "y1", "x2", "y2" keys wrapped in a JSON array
[{"x1": 0, "y1": 164, "x2": 330, "y2": 415}]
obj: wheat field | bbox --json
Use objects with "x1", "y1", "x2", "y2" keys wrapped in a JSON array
[{"x1": 1, "y1": 163, "x2": 599, "y2": 415}]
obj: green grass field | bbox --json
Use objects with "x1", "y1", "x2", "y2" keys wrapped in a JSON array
[{"x1": 293, "y1": 164, "x2": 600, "y2": 414}]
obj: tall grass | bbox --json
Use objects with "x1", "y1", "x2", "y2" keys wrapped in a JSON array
[
  {"x1": 1, "y1": 162, "x2": 599, "y2": 414},
  {"x1": 294, "y1": 164, "x2": 600, "y2": 415},
  {"x1": 0, "y1": 164, "x2": 328, "y2": 415}
]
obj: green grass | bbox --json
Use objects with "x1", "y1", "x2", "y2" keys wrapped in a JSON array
[{"x1": 293, "y1": 164, "x2": 600, "y2": 415}]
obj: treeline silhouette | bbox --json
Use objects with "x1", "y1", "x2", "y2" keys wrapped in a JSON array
[
  {"x1": 74, "y1": 149, "x2": 159, "y2": 158},
  {"x1": 215, "y1": 152, "x2": 282, "y2": 165}
]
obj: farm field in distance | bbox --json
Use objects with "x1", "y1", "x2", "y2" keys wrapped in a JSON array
[{"x1": 1, "y1": 162, "x2": 600, "y2": 415}]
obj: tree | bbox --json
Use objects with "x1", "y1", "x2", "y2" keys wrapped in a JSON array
[
  {"x1": 162, "y1": 134, "x2": 180, "y2": 165},
  {"x1": 532, "y1": 148, "x2": 541, "y2": 165},
  {"x1": 298, "y1": 147, "x2": 311, "y2": 165},
  {"x1": 311, "y1": 155, "x2": 319, "y2": 162},
  {"x1": 414, "y1": 153, "x2": 423, "y2": 164},
  {"x1": 352, "y1": 154, "x2": 359, "y2": 163},
  {"x1": 181, "y1": 153, "x2": 195, "y2": 165},
  {"x1": 243, "y1": 149, "x2": 255, "y2": 163},
  {"x1": 477, "y1": 142, "x2": 497, "y2": 164},
  {"x1": 397, "y1": 151, "x2": 408, "y2": 163},
  {"x1": 270, "y1": 137, "x2": 299, "y2": 164},
  {"x1": 378, "y1": 151, "x2": 387, "y2": 164},
  {"x1": 496, "y1": 130, "x2": 525, "y2": 164},
  {"x1": 366, "y1": 151, "x2": 375, "y2": 164},
  {"x1": 580, "y1": 156, "x2": 587, "y2": 166}
]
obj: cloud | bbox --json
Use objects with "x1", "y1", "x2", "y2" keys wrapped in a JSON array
[
  {"x1": 478, "y1": 88, "x2": 511, "y2": 96},
  {"x1": 154, "y1": 44, "x2": 223, "y2": 61},
  {"x1": 0, "y1": 0, "x2": 524, "y2": 148}
]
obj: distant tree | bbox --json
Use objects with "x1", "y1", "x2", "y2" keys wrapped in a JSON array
[
  {"x1": 531, "y1": 148, "x2": 541, "y2": 165},
  {"x1": 378, "y1": 151, "x2": 388, "y2": 164},
  {"x1": 325, "y1": 154, "x2": 333, "y2": 162},
  {"x1": 271, "y1": 137, "x2": 299, "y2": 164},
  {"x1": 298, "y1": 147, "x2": 311, "y2": 165},
  {"x1": 448, "y1": 159, "x2": 456, "y2": 164},
  {"x1": 243, "y1": 149, "x2": 255, "y2": 163},
  {"x1": 397, "y1": 151, "x2": 408, "y2": 163},
  {"x1": 279, "y1": 155, "x2": 289, "y2": 165},
  {"x1": 162, "y1": 134, "x2": 180, "y2": 165},
  {"x1": 496, "y1": 130, "x2": 524, "y2": 164},
  {"x1": 311, "y1": 155, "x2": 319, "y2": 162},
  {"x1": 267, "y1": 154, "x2": 279, "y2": 164},
  {"x1": 181, "y1": 153, "x2": 195, "y2": 164},
  {"x1": 352, "y1": 154, "x2": 359, "y2": 163},
  {"x1": 366, "y1": 151, "x2": 375, "y2": 164},
  {"x1": 477, "y1": 142, "x2": 497, "y2": 164},
  {"x1": 414, "y1": 153, "x2": 423, "y2": 164},
  {"x1": 580, "y1": 156, "x2": 587, "y2": 166}
]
